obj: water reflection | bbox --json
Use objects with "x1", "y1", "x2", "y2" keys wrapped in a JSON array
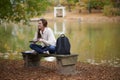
[
  {"x1": 0, "y1": 21, "x2": 120, "y2": 67},
  {"x1": 54, "y1": 20, "x2": 66, "y2": 34},
  {"x1": 85, "y1": 24, "x2": 120, "y2": 67}
]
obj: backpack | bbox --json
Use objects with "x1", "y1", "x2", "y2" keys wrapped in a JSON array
[{"x1": 56, "y1": 34, "x2": 71, "y2": 55}]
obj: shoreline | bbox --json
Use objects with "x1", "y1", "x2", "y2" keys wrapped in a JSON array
[{"x1": 31, "y1": 12, "x2": 120, "y2": 23}]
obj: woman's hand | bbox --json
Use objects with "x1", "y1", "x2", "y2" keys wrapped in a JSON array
[{"x1": 38, "y1": 38, "x2": 43, "y2": 42}]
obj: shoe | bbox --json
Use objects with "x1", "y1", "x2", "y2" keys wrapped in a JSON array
[
  {"x1": 24, "y1": 50, "x2": 37, "y2": 54},
  {"x1": 43, "y1": 51, "x2": 50, "y2": 54}
]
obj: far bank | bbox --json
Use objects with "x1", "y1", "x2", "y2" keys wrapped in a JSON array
[{"x1": 31, "y1": 11, "x2": 120, "y2": 23}]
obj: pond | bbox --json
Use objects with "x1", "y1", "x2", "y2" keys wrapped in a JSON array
[{"x1": 0, "y1": 20, "x2": 120, "y2": 67}]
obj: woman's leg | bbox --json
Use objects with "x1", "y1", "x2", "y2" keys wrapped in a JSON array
[
  {"x1": 42, "y1": 45, "x2": 56, "y2": 54},
  {"x1": 29, "y1": 44, "x2": 44, "y2": 53},
  {"x1": 48, "y1": 45, "x2": 56, "y2": 54},
  {"x1": 43, "y1": 46, "x2": 55, "y2": 54}
]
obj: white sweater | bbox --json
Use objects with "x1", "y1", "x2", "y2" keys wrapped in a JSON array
[{"x1": 33, "y1": 27, "x2": 56, "y2": 46}]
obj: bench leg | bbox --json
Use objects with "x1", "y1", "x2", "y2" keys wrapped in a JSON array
[
  {"x1": 57, "y1": 59, "x2": 76, "y2": 75},
  {"x1": 22, "y1": 53, "x2": 41, "y2": 67},
  {"x1": 56, "y1": 55, "x2": 78, "y2": 75}
]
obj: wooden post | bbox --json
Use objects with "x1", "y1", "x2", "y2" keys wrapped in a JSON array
[{"x1": 56, "y1": 54, "x2": 78, "y2": 75}]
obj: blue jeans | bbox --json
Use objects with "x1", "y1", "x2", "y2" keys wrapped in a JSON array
[{"x1": 30, "y1": 44, "x2": 56, "y2": 54}]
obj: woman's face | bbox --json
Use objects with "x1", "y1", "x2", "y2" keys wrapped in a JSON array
[{"x1": 38, "y1": 20, "x2": 44, "y2": 30}]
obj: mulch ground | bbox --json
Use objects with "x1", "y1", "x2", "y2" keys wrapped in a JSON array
[{"x1": 0, "y1": 59, "x2": 120, "y2": 80}]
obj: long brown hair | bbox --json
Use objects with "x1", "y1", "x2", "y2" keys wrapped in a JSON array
[
  {"x1": 39, "y1": 18, "x2": 48, "y2": 27},
  {"x1": 37, "y1": 18, "x2": 48, "y2": 39},
  {"x1": 37, "y1": 29, "x2": 41, "y2": 39}
]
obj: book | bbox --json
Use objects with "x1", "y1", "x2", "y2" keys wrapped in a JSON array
[{"x1": 29, "y1": 40, "x2": 38, "y2": 43}]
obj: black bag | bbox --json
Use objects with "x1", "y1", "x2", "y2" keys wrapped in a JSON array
[{"x1": 56, "y1": 34, "x2": 71, "y2": 55}]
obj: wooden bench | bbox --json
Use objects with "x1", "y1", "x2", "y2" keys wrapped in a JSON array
[{"x1": 21, "y1": 52, "x2": 78, "y2": 75}]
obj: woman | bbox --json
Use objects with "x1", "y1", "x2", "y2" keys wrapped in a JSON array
[{"x1": 30, "y1": 18, "x2": 56, "y2": 54}]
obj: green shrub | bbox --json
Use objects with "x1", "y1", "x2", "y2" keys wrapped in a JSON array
[
  {"x1": 103, "y1": 5, "x2": 113, "y2": 16},
  {"x1": 103, "y1": 5, "x2": 120, "y2": 16},
  {"x1": 112, "y1": 8, "x2": 120, "y2": 16}
]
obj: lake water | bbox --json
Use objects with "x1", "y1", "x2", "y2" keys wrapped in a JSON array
[{"x1": 0, "y1": 20, "x2": 120, "y2": 67}]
